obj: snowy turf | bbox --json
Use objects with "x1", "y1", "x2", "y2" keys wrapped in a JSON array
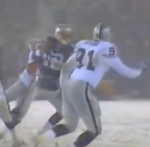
[{"x1": 1, "y1": 100, "x2": 150, "y2": 147}]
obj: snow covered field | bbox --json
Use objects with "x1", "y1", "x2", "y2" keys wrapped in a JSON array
[{"x1": 1, "y1": 100, "x2": 150, "y2": 147}]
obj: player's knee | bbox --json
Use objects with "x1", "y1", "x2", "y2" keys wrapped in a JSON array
[
  {"x1": 4, "y1": 119, "x2": 20, "y2": 129},
  {"x1": 48, "y1": 112, "x2": 62, "y2": 125}
]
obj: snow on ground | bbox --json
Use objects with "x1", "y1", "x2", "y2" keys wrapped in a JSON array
[{"x1": 1, "y1": 100, "x2": 150, "y2": 147}]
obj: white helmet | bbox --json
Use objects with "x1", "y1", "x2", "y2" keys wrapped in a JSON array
[
  {"x1": 54, "y1": 24, "x2": 72, "y2": 44},
  {"x1": 93, "y1": 23, "x2": 111, "y2": 41}
]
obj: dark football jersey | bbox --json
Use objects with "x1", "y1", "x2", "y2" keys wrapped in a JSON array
[{"x1": 37, "y1": 37, "x2": 74, "y2": 91}]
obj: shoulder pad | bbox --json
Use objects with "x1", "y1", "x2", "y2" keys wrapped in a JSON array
[
  {"x1": 76, "y1": 40, "x2": 87, "y2": 46},
  {"x1": 101, "y1": 41, "x2": 118, "y2": 57},
  {"x1": 57, "y1": 44, "x2": 74, "y2": 56},
  {"x1": 74, "y1": 40, "x2": 87, "y2": 52}
]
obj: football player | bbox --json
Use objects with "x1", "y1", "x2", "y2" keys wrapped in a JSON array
[
  {"x1": 0, "y1": 38, "x2": 45, "y2": 143},
  {"x1": 25, "y1": 24, "x2": 74, "y2": 136},
  {"x1": 33, "y1": 23, "x2": 145, "y2": 147}
]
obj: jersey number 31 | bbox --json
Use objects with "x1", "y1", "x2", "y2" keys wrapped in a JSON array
[{"x1": 76, "y1": 48, "x2": 95, "y2": 71}]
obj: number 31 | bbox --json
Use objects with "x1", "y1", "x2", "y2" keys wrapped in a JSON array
[{"x1": 76, "y1": 48, "x2": 95, "y2": 71}]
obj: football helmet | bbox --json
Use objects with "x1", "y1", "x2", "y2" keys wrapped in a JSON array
[
  {"x1": 54, "y1": 24, "x2": 72, "y2": 44},
  {"x1": 93, "y1": 23, "x2": 111, "y2": 41}
]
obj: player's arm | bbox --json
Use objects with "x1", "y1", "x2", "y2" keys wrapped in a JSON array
[
  {"x1": 103, "y1": 46, "x2": 143, "y2": 78},
  {"x1": 26, "y1": 39, "x2": 45, "y2": 75},
  {"x1": 26, "y1": 61, "x2": 38, "y2": 75},
  {"x1": 59, "y1": 52, "x2": 76, "y2": 87},
  {"x1": 60, "y1": 42, "x2": 80, "y2": 86},
  {"x1": 26, "y1": 50, "x2": 44, "y2": 75},
  {"x1": 27, "y1": 38, "x2": 44, "y2": 51}
]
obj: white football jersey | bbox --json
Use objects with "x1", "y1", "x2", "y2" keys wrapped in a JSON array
[{"x1": 68, "y1": 40, "x2": 142, "y2": 88}]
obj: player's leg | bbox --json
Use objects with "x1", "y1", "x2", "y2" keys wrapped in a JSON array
[
  {"x1": 38, "y1": 88, "x2": 63, "y2": 134},
  {"x1": 32, "y1": 81, "x2": 79, "y2": 146},
  {"x1": 5, "y1": 80, "x2": 29, "y2": 124},
  {"x1": 0, "y1": 83, "x2": 14, "y2": 126},
  {"x1": 0, "y1": 81, "x2": 21, "y2": 129},
  {"x1": 8, "y1": 70, "x2": 35, "y2": 123},
  {"x1": 37, "y1": 77, "x2": 63, "y2": 132},
  {"x1": 5, "y1": 80, "x2": 28, "y2": 102},
  {"x1": 15, "y1": 81, "x2": 38, "y2": 122},
  {"x1": 48, "y1": 79, "x2": 101, "y2": 147},
  {"x1": 0, "y1": 82, "x2": 22, "y2": 146},
  {"x1": 50, "y1": 89, "x2": 79, "y2": 136},
  {"x1": 71, "y1": 81, "x2": 102, "y2": 147}
]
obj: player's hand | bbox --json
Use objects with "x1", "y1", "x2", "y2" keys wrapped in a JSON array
[{"x1": 28, "y1": 38, "x2": 44, "y2": 50}]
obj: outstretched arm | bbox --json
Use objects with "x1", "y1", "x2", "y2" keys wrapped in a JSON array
[{"x1": 104, "y1": 56, "x2": 143, "y2": 78}]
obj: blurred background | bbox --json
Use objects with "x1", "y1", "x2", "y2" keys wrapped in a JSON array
[{"x1": 0, "y1": 0, "x2": 150, "y2": 100}]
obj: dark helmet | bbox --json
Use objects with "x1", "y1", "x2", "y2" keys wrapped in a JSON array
[
  {"x1": 43, "y1": 36, "x2": 60, "y2": 53},
  {"x1": 54, "y1": 24, "x2": 72, "y2": 44}
]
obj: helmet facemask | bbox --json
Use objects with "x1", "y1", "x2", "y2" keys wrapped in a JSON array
[{"x1": 102, "y1": 27, "x2": 111, "y2": 41}]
